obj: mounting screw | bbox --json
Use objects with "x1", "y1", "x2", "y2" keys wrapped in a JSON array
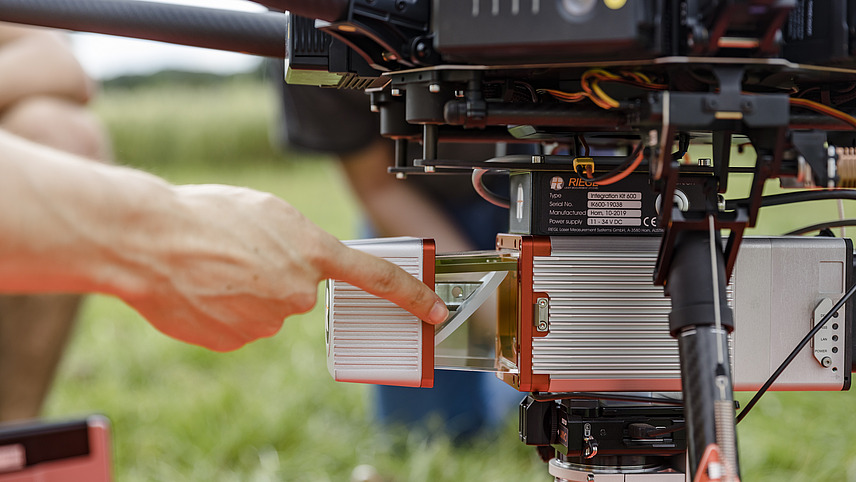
[
  {"x1": 395, "y1": 0, "x2": 406, "y2": 11},
  {"x1": 705, "y1": 98, "x2": 719, "y2": 110}
]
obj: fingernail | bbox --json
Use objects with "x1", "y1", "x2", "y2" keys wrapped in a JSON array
[{"x1": 427, "y1": 300, "x2": 449, "y2": 325}]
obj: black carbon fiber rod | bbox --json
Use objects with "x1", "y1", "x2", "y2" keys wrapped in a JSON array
[
  {"x1": 0, "y1": 0, "x2": 287, "y2": 58},
  {"x1": 667, "y1": 229, "x2": 740, "y2": 481},
  {"x1": 250, "y1": 0, "x2": 350, "y2": 21}
]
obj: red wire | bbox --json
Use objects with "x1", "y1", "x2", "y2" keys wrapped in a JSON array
[{"x1": 595, "y1": 147, "x2": 645, "y2": 185}]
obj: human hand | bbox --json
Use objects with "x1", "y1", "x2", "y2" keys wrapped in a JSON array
[{"x1": 123, "y1": 184, "x2": 448, "y2": 352}]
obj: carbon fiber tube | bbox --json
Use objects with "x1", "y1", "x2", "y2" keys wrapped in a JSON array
[
  {"x1": 0, "y1": 0, "x2": 286, "y2": 58},
  {"x1": 250, "y1": 0, "x2": 350, "y2": 21},
  {"x1": 668, "y1": 230, "x2": 739, "y2": 481}
]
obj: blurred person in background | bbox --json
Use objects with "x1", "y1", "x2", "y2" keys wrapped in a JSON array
[{"x1": 0, "y1": 22, "x2": 112, "y2": 422}]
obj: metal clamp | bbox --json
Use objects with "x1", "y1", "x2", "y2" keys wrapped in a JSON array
[{"x1": 535, "y1": 297, "x2": 550, "y2": 333}]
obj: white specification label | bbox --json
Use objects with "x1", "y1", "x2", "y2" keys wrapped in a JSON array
[
  {"x1": 587, "y1": 209, "x2": 642, "y2": 218},
  {"x1": 587, "y1": 200, "x2": 642, "y2": 209},
  {"x1": 588, "y1": 218, "x2": 643, "y2": 226},
  {"x1": 588, "y1": 192, "x2": 642, "y2": 200}
]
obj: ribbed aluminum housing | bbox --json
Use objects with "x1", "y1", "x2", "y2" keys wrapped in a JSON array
[
  {"x1": 531, "y1": 237, "x2": 679, "y2": 380},
  {"x1": 326, "y1": 238, "x2": 426, "y2": 387}
]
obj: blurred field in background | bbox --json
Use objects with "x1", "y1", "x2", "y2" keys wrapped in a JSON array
[{"x1": 42, "y1": 75, "x2": 856, "y2": 481}]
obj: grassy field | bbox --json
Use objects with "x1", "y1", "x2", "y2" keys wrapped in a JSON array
[{"x1": 39, "y1": 77, "x2": 856, "y2": 481}]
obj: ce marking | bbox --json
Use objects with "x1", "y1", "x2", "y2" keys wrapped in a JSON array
[{"x1": 642, "y1": 216, "x2": 658, "y2": 227}]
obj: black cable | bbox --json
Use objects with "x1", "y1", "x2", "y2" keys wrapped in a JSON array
[
  {"x1": 784, "y1": 218, "x2": 856, "y2": 235},
  {"x1": 736, "y1": 281, "x2": 856, "y2": 424},
  {"x1": 531, "y1": 391, "x2": 683, "y2": 406},
  {"x1": 0, "y1": 0, "x2": 287, "y2": 58},
  {"x1": 725, "y1": 190, "x2": 856, "y2": 211}
]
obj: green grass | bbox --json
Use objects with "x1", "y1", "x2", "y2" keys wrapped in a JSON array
[{"x1": 40, "y1": 78, "x2": 856, "y2": 481}]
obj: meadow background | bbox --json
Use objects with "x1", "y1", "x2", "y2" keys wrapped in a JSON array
[{"x1": 38, "y1": 71, "x2": 856, "y2": 481}]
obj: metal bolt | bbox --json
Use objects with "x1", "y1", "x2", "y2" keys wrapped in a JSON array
[
  {"x1": 414, "y1": 41, "x2": 430, "y2": 59},
  {"x1": 538, "y1": 299, "x2": 548, "y2": 308},
  {"x1": 429, "y1": 83, "x2": 441, "y2": 93},
  {"x1": 537, "y1": 321, "x2": 548, "y2": 331},
  {"x1": 822, "y1": 357, "x2": 832, "y2": 368}
]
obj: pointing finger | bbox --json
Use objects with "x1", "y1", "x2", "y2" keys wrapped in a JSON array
[{"x1": 325, "y1": 244, "x2": 448, "y2": 325}]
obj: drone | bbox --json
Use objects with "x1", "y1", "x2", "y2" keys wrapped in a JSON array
[{"x1": 3, "y1": 1, "x2": 856, "y2": 480}]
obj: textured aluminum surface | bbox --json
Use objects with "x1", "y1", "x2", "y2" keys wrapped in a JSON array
[
  {"x1": 326, "y1": 238, "x2": 426, "y2": 387},
  {"x1": 531, "y1": 236, "x2": 849, "y2": 391},
  {"x1": 531, "y1": 237, "x2": 677, "y2": 380}
]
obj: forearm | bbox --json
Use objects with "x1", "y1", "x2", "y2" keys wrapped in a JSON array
[
  {"x1": 0, "y1": 129, "x2": 176, "y2": 297},
  {"x1": 0, "y1": 26, "x2": 94, "y2": 112},
  {"x1": 0, "y1": 129, "x2": 448, "y2": 350}
]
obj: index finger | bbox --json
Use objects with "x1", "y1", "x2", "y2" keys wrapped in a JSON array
[{"x1": 325, "y1": 244, "x2": 448, "y2": 325}]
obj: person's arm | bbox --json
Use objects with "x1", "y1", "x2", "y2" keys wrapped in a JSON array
[
  {"x1": 0, "y1": 129, "x2": 448, "y2": 351},
  {"x1": 0, "y1": 23, "x2": 94, "y2": 112},
  {"x1": 341, "y1": 139, "x2": 475, "y2": 253}
]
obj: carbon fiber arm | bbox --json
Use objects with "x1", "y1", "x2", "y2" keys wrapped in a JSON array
[{"x1": 0, "y1": 0, "x2": 286, "y2": 58}]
